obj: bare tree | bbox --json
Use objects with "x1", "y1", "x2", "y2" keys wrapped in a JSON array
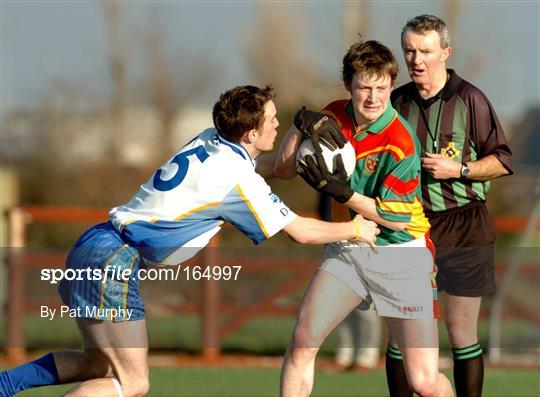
[
  {"x1": 146, "y1": 23, "x2": 177, "y2": 161},
  {"x1": 244, "y1": 3, "x2": 336, "y2": 108},
  {"x1": 102, "y1": 4, "x2": 217, "y2": 168},
  {"x1": 443, "y1": 2, "x2": 487, "y2": 77},
  {"x1": 103, "y1": 1, "x2": 127, "y2": 166},
  {"x1": 342, "y1": 2, "x2": 371, "y2": 52},
  {"x1": 142, "y1": 20, "x2": 215, "y2": 163}
]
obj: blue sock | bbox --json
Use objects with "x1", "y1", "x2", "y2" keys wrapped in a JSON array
[{"x1": 0, "y1": 353, "x2": 60, "y2": 397}]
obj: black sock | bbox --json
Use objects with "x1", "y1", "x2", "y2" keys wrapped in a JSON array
[
  {"x1": 453, "y1": 343, "x2": 484, "y2": 397},
  {"x1": 385, "y1": 345, "x2": 413, "y2": 397}
]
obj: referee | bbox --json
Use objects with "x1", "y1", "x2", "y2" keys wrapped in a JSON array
[{"x1": 390, "y1": 15, "x2": 513, "y2": 397}]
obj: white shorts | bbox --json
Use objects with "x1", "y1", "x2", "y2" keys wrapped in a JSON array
[{"x1": 319, "y1": 236, "x2": 439, "y2": 319}]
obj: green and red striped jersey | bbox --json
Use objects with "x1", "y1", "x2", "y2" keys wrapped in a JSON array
[
  {"x1": 322, "y1": 100, "x2": 430, "y2": 246},
  {"x1": 391, "y1": 70, "x2": 513, "y2": 212}
]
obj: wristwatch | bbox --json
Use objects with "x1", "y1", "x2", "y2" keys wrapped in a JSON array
[{"x1": 460, "y1": 162, "x2": 470, "y2": 178}]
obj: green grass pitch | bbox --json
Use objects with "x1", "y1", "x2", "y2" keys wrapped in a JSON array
[
  {"x1": 14, "y1": 367, "x2": 540, "y2": 396},
  {"x1": 5, "y1": 315, "x2": 539, "y2": 396}
]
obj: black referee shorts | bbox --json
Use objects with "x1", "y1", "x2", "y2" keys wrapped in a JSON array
[{"x1": 427, "y1": 201, "x2": 496, "y2": 297}]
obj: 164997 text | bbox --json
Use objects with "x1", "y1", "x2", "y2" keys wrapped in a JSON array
[{"x1": 183, "y1": 265, "x2": 242, "y2": 281}]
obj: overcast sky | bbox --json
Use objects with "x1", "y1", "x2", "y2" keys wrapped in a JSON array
[{"x1": 2, "y1": 1, "x2": 539, "y2": 122}]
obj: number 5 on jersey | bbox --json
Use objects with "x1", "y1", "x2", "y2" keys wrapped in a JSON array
[{"x1": 153, "y1": 146, "x2": 209, "y2": 191}]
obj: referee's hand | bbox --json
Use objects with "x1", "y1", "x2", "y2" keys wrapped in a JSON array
[{"x1": 421, "y1": 153, "x2": 461, "y2": 179}]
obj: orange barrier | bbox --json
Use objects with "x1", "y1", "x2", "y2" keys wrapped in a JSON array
[{"x1": 2, "y1": 206, "x2": 538, "y2": 364}]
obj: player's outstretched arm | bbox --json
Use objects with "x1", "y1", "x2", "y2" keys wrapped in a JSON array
[
  {"x1": 255, "y1": 153, "x2": 278, "y2": 179},
  {"x1": 282, "y1": 214, "x2": 379, "y2": 246},
  {"x1": 274, "y1": 125, "x2": 303, "y2": 180}
]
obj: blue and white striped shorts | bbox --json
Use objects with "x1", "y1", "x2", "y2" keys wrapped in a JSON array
[{"x1": 58, "y1": 222, "x2": 145, "y2": 322}]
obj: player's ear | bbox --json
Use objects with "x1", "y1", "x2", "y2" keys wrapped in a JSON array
[
  {"x1": 245, "y1": 128, "x2": 259, "y2": 144},
  {"x1": 344, "y1": 81, "x2": 351, "y2": 93},
  {"x1": 441, "y1": 46, "x2": 451, "y2": 62}
]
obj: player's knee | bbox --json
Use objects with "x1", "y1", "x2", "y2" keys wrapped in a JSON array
[
  {"x1": 408, "y1": 371, "x2": 438, "y2": 397},
  {"x1": 133, "y1": 378, "x2": 150, "y2": 397},
  {"x1": 116, "y1": 364, "x2": 149, "y2": 397},
  {"x1": 121, "y1": 376, "x2": 150, "y2": 397},
  {"x1": 288, "y1": 345, "x2": 319, "y2": 366},
  {"x1": 445, "y1": 321, "x2": 476, "y2": 347},
  {"x1": 412, "y1": 384, "x2": 437, "y2": 397}
]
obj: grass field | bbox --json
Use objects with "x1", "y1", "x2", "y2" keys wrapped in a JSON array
[
  {"x1": 13, "y1": 367, "x2": 540, "y2": 396},
  {"x1": 12, "y1": 314, "x2": 538, "y2": 354},
  {"x1": 3, "y1": 312, "x2": 538, "y2": 396}
]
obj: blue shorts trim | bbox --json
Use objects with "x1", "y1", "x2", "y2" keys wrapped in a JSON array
[{"x1": 58, "y1": 222, "x2": 145, "y2": 322}]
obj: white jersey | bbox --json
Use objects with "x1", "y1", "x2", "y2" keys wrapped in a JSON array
[{"x1": 110, "y1": 128, "x2": 297, "y2": 265}]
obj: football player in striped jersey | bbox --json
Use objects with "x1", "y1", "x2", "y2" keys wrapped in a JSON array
[{"x1": 276, "y1": 41, "x2": 453, "y2": 397}]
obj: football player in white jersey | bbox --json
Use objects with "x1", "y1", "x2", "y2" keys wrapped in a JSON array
[{"x1": 0, "y1": 85, "x2": 379, "y2": 397}]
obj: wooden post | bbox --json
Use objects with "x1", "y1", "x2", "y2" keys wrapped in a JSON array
[
  {"x1": 5, "y1": 207, "x2": 27, "y2": 364},
  {"x1": 200, "y1": 235, "x2": 220, "y2": 362}
]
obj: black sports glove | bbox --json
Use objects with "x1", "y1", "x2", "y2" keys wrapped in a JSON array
[
  {"x1": 298, "y1": 152, "x2": 354, "y2": 204},
  {"x1": 294, "y1": 107, "x2": 347, "y2": 152}
]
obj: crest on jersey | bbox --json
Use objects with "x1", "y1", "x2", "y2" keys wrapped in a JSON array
[
  {"x1": 441, "y1": 142, "x2": 460, "y2": 159},
  {"x1": 364, "y1": 155, "x2": 379, "y2": 174},
  {"x1": 268, "y1": 192, "x2": 283, "y2": 205},
  {"x1": 268, "y1": 193, "x2": 289, "y2": 217}
]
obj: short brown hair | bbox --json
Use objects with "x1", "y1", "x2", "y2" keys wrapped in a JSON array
[
  {"x1": 401, "y1": 15, "x2": 450, "y2": 49},
  {"x1": 342, "y1": 40, "x2": 399, "y2": 87},
  {"x1": 212, "y1": 85, "x2": 275, "y2": 142}
]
